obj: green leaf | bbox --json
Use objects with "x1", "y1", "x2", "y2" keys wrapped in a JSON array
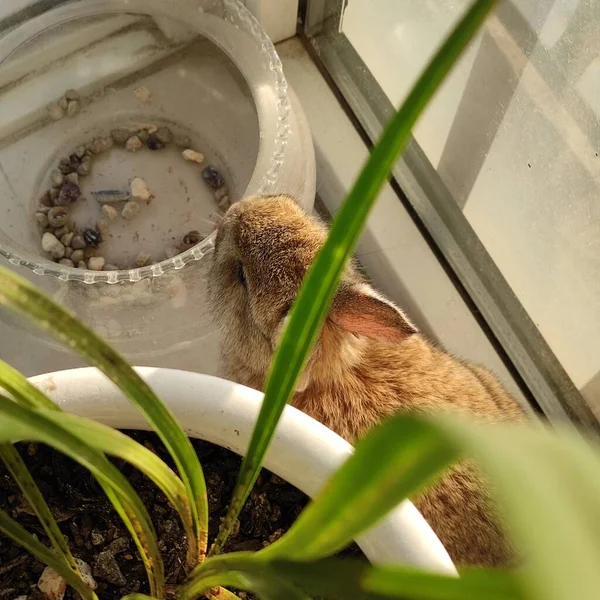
[
  {"x1": 0, "y1": 394, "x2": 165, "y2": 598},
  {"x1": 210, "y1": 0, "x2": 499, "y2": 555},
  {"x1": 259, "y1": 416, "x2": 457, "y2": 561},
  {"x1": 0, "y1": 444, "x2": 79, "y2": 571},
  {"x1": 0, "y1": 266, "x2": 208, "y2": 561},
  {"x1": 0, "y1": 509, "x2": 99, "y2": 600},
  {"x1": 0, "y1": 358, "x2": 197, "y2": 567},
  {"x1": 182, "y1": 554, "x2": 520, "y2": 600}
]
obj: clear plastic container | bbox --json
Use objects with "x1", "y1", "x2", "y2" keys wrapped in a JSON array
[{"x1": 0, "y1": 0, "x2": 315, "y2": 356}]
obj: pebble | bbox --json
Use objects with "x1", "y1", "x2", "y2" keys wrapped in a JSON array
[
  {"x1": 155, "y1": 127, "x2": 173, "y2": 144},
  {"x1": 70, "y1": 235, "x2": 86, "y2": 250},
  {"x1": 38, "y1": 206, "x2": 51, "y2": 214},
  {"x1": 64, "y1": 247, "x2": 73, "y2": 259},
  {"x1": 49, "y1": 188, "x2": 60, "y2": 203},
  {"x1": 202, "y1": 165, "x2": 224, "y2": 189},
  {"x1": 93, "y1": 550, "x2": 126, "y2": 586},
  {"x1": 91, "y1": 529, "x2": 105, "y2": 546},
  {"x1": 58, "y1": 96, "x2": 69, "y2": 111},
  {"x1": 130, "y1": 177, "x2": 152, "y2": 204},
  {"x1": 35, "y1": 213, "x2": 49, "y2": 228},
  {"x1": 77, "y1": 261, "x2": 87, "y2": 269},
  {"x1": 42, "y1": 233, "x2": 66, "y2": 260},
  {"x1": 121, "y1": 201, "x2": 141, "y2": 220},
  {"x1": 92, "y1": 189, "x2": 130, "y2": 204},
  {"x1": 217, "y1": 196, "x2": 231, "y2": 212},
  {"x1": 65, "y1": 89, "x2": 80, "y2": 101},
  {"x1": 88, "y1": 256, "x2": 105, "y2": 271},
  {"x1": 215, "y1": 185, "x2": 229, "y2": 201},
  {"x1": 182, "y1": 230, "x2": 203, "y2": 246},
  {"x1": 38, "y1": 566, "x2": 67, "y2": 600},
  {"x1": 165, "y1": 246, "x2": 179, "y2": 259},
  {"x1": 57, "y1": 182, "x2": 80, "y2": 206},
  {"x1": 111, "y1": 128, "x2": 131, "y2": 145},
  {"x1": 75, "y1": 559, "x2": 97, "y2": 590},
  {"x1": 71, "y1": 249, "x2": 84, "y2": 263},
  {"x1": 77, "y1": 156, "x2": 92, "y2": 176},
  {"x1": 58, "y1": 161, "x2": 72, "y2": 175},
  {"x1": 97, "y1": 220, "x2": 109, "y2": 235},
  {"x1": 58, "y1": 258, "x2": 74, "y2": 267},
  {"x1": 53, "y1": 225, "x2": 69, "y2": 239},
  {"x1": 84, "y1": 247, "x2": 96, "y2": 259},
  {"x1": 101, "y1": 204, "x2": 119, "y2": 220},
  {"x1": 66, "y1": 100, "x2": 80, "y2": 117},
  {"x1": 48, "y1": 103, "x2": 65, "y2": 121},
  {"x1": 137, "y1": 129, "x2": 150, "y2": 144},
  {"x1": 83, "y1": 228, "x2": 102, "y2": 247},
  {"x1": 47, "y1": 207, "x2": 68, "y2": 228},
  {"x1": 134, "y1": 86, "x2": 152, "y2": 103},
  {"x1": 147, "y1": 133, "x2": 165, "y2": 151},
  {"x1": 125, "y1": 136, "x2": 143, "y2": 152},
  {"x1": 60, "y1": 232, "x2": 74, "y2": 247},
  {"x1": 135, "y1": 252, "x2": 152, "y2": 268},
  {"x1": 65, "y1": 172, "x2": 79, "y2": 185},
  {"x1": 39, "y1": 191, "x2": 52, "y2": 207},
  {"x1": 74, "y1": 145, "x2": 87, "y2": 158},
  {"x1": 182, "y1": 148, "x2": 204, "y2": 164},
  {"x1": 89, "y1": 136, "x2": 113, "y2": 154},
  {"x1": 50, "y1": 170, "x2": 64, "y2": 188}
]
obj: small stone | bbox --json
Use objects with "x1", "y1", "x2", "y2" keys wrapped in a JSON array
[
  {"x1": 121, "y1": 201, "x2": 141, "y2": 220},
  {"x1": 89, "y1": 136, "x2": 113, "y2": 154},
  {"x1": 104, "y1": 264, "x2": 119, "y2": 271},
  {"x1": 101, "y1": 205, "x2": 119, "y2": 220},
  {"x1": 165, "y1": 246, "x2": 179, "y2": 259},
  {"x1": 58, "y1": 158, "x2": 73, "y2": 174},
  {"x1": 58, "y1": 96, "x2": 68, "y2": 111},
  {"x1": 87, "y1": 256, "x2": 105, "y2": 271},
  {"x1": 49, "y1": 188, "x2": 60, "y2": 202},
  {"x1": 94, "y1": 551, "x2": 126, "y2": 586},
  {"x1": 107, "y1": 537, "x2": 129, "y2": 555},
  {"x1": 38, "y1": 566, "x2": 67, "y2": 600},
  {"x1": 77, "y1": 158, "x2": 92, "y2": 176},
  {"x1": 215, "y1": 185, "x2": 229, "y2": 201},
  {"x1": 69, "y1": 154, "x2": 81, "y2": 168},
  {"x1": 75, "y1": 559, "x2": 97, "y2": 591},
  {"x1": 130, "y1": 177, "x2": 153, "y2": 204},
  {"x1": 217, "y1": 196, "x2": 231, "y2": 212},
  {"x1": 56, "y1": 182, "x2": 80, "y2": 206},
  {"x1": 39, "y1": 191, "x2": 52, "y2": 207},
  {"x1": 35, "y1": 213, "x2": 49, "y2": 228},
  {"x1": 135, "y1": 252, "x2": 152, "y2": 268},
  {"x1": 111, "y1": 128, "x2": 131, "y2": 145},
  {"x1": 125, "y1": 136, "x2": 142, "y2": 152},
  {"x1": 182, "y1": 149, "x2": 204, "y2": 164},
  {"x1": 47, "y1": 207, "x2": 68, "y2": 228},
  {"x1": 53, "y1": 225, "x2": 69, "y2": 239},
  {"x1": 137, "y1": 129, "x2": 150, "y2": 144},
  {"x1": 50, "y1": 170, "x2": 64, "y2": 188},
  {"x1": 48, "y1": 103, "x2": 64, "y2": 121},
  {"x1": 64, "y1": 247, "x2": 73, "y2": 259},
  {"x1": 202, "y1": 165, "x2": 224, "y2": 189},
  {"x1": 92, "y1": 189, "x2": 129, "y2": 204},
  {"x1": 42, "y1": 233, "x2": 65, "y2": 260},
  {"x1": 97, "y1": 220, "x2": 109, "y2": 235},
  {"x1": 71, "y1": 249, "x2": 84, "y2": 263},
  {"x1": 134, "y1": 86, "x2": 152, "y2": 103},
  {"x1": 60, "y1": 232, "x2": 74, "y2": 247},
  {"x1": 66, "y1": 100, "x2": 80, "y2": 117},
  {"x1": 77, "y1": 261, "x2": 87, "y2": 269},
  {"x1": 147, "y1": 133, "x2": 165, "y2": 151},
  {"x1": 91, "y1": 529, "x2": 105, "y2": 546},
  {"x1": 83, "y1": 228, "x2": 102, "y2": 247},
  {"x1": 64, "y1": 89, "x2": 80, "y2": 101},
  {"x1": 74, "y1": 145, "x2": 87, "y2": 159},
  {"x1": 70, "y1": 235, "x2": 86, "y2": 250},
  {"x1": 182, "y1": 230, "x2": 203, "y2": 246},
  {"x1": 65, "y1": 172, "x2": 79, "y2": 185},
  {"x1": 58, "y1": 258, "x2": 74, "y2": 268},
  {"x1": 155, "y1": 127, "x2": 173, "y2": 144},
  {"x1": 84, "y1": 247, "x2": 96, "y2": 260}
]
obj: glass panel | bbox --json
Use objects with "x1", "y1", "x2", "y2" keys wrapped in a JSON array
[{"x1": 303, "y1": 0, "x2": 600, "y2": 427}]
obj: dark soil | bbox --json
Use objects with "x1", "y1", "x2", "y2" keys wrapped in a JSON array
[{"x1": 0, "y1": 432, "x2": 362, "y2": 599}]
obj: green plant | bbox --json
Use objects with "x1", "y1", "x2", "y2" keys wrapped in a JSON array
[{"x1": 0, "y1": 0, "x2": 597, "y2": 599}]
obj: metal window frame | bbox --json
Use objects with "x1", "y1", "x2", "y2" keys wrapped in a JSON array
[{"x1": 299, "y1": 0, "x2": 599, "y2": 433}]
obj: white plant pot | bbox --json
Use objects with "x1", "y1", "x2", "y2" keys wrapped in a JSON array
[{"x1": 29, "y1": 367, "x2": 456, "y2": 575}]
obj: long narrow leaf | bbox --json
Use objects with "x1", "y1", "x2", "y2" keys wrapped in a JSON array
[
  {"x1": 0, "y1": 358, "x2": 197, "y2": 567},
  {"x1": 0, "y1": 395, "x2": 165, "y2": 598},
  {"x1": 0, "y1": 444, "x2": 79, "y2": 571},
  {"x1": 0, "y1": 267, "x2": 208, "y2": 561},
  {"x1": 259, "y1": 416, "x2": 457, "y2": 561},
  {"x1": 0, "y1": 509, "x2": 98, "y2": 600},
  {"x1": 211, "y1": 0, "x2": 499, "y2": 555},
  {"x1": 181, "y1": 553, "x2": 519, "y2": 600}
]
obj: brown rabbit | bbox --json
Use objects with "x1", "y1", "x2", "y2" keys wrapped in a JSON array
[{"x1": 208, "y1": 194, "x2": 525, "y2": 567}]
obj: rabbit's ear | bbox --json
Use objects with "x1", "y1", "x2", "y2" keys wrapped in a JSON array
[{"x1": 330, "y1": 283, "x2": 417, "y2": 344}]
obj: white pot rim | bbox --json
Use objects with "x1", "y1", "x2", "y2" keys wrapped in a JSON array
[{"x1": 29, "y1": 366, "x2": 456, "y2": 575}]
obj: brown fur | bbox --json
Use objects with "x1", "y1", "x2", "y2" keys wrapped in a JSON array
[{"x1": 208, "y1": 195, "x2": 525, "y2": 567}]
